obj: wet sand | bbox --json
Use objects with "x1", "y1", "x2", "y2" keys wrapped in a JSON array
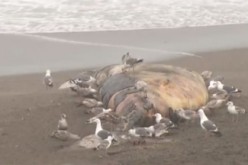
[
  {"x1": 1, "y1": 24, "x2": 248, "y2": 76},
  {"x1": 0, "y1": 25, "x2": 248, "y2": 165}
]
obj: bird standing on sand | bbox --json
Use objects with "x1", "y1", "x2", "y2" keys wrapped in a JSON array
[
  {"x1": 208, "y1": 81, "x2": 241, "y2": 94},
  {"x1": 50, "y1": 130, "x2": 80, "y2": 141},
  {"x1": 89, "y1": 118, "x2": 115, "y2": 150},
  {"x1": 128, "y1": 127, "x2": 153, "y2": 138},
  {"x1": 90, "y1": 118, "x2": 114, "y2": 141},
  {"x1": 153, "y1": 113, "x2": 175, "y2": 128},
  {"x1": 205, "y1": 98, "x2": 227, "y2": 110},
  {"x1": 211, "y1": 91, "x2": 229, "y2": 100},
  {"x1": 147, "y1": 123, "x2": 169, "y2": 137},
  {"x1": 226, "y1": 101, "x2": 245, "y2": 121},
  {"x1": 176, "y1": 108, "x2": 199, "y2": 121},
  {"x1": 44, "y1": 69, "x2": 53, "y2": 88},
  {"x1": 57, "y1": 113, "x2": 68, "y2": 130},
  {"x1": 198, "y1": 108, "x2": 222, "y2": 137}
]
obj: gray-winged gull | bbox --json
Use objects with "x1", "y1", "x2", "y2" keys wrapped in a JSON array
[
  {"x1": 176, "y1": 108, "x2": 199, "y2": 121},
  {"x1": 153, "y1": 113, "x2": 175, "y2": 128},
  {"x1": 208, "y1": 81, "x2": 241, "y2": 94},
  {"x1": 198, "y1": 108, "x2": 222, "y2": 137},
  {"x1": 147, "y1": 123, "x2": 169, "y2": 137},
  {"x1": 90, "y1": 118, "x2": 114, "y2": 141},
  {"x1": 128, "y1": 127, "x2": 152, "y2": 138},
  {"x1": 121, "y1": 52, "x2": 143, "y2": 71},
  {"x1": 226, "y1": 101, "x2": 245, "y2": 122},
  {"x1": 43, "y1": 69, "x2": 53, "y2": 88},
  {"x1": 57, "y1": 113, "x2": 68, "y2": 131},
  {"x1": 211, "y1": 91, "x2": 229, "y2": 100},
  {"x1": 50, "y1": 130, "x2": 81, "y2": 141},
  {"x1": 205, "y1": 98, "x2": 227, "y2": 110}
]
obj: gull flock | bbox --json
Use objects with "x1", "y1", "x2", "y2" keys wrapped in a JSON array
[{"x1": 45, "y1": 53, "x2": 245, "y2": 151}]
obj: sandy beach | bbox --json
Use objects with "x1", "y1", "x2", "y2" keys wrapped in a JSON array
[{"x1": 0, "y1": 25, "x2": 248, "y2": 165}]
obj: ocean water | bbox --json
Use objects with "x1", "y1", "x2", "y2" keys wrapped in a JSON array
[{"x1": 1, "y1": 0, "x2": 248, "y2": 33}]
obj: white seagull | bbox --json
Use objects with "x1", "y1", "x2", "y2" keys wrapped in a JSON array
[
  {"x1": 147, "y1": 123, "x2": 169, "y2": 137},
  {"x1": 128, "y1": 127, "x2": 153, "y2": 138},
  {"x1": 211, "y1": 91, "x2": 228, "y2": 100},
  {"x1": 51, "y1": 130, "x2": 80, "y2": 141},
  {"x1": 226, "y1": 101, "x2": 245, "y2": 121},
  {"x1": 198, "y1": 108, "x2": 222, "y2": 137},
  {"x1": 205, "y1": 98, "x2": 227, "y2": 110},
  {"x1": 90, "y1": 118, "x2": 114, "y2": 141},
  {"x1": 43, "y1": 69, "x2": 53, "y2": 88},
  {"x1": 57, "y1": 113, "x2": 68, "y2": 131},
  {"x1": 208, "y1": 81, "x2": 241, "y2": 94},
  {"x1": 153, "y1": 113, "x2": 175, "y2": 128},
  {"x1": 89, "y1": 108, "x2": 112, "y2": 121},
  {"x1": 176, "y1": 108, "x2": 199, "y2": 121}
]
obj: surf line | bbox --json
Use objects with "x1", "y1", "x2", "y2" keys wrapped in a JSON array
[{"x1": 16, "y1": 33, "x2": 201, "y2": 58}]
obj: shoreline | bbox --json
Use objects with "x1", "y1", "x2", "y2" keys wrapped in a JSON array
[{"x1": 1, "y1": 23, "x2": 248, "y2": 76}]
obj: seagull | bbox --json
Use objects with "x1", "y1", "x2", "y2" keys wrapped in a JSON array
[
  {"x1": 128, "y1": 127, "x2": 152, "y2": 138},
  {"x1": 205, "y1": 98, "x2": 227, "y2": 110},
  {"x1": 207, "y1": 80, "x2": 218, "y2": 90},
  {"x1": 126, "y1": 58, "x2": 143, "y2": 71},
  {"x1": 198, "y1": 108, "x2": 222, "y2": 137},
  {"x1": 122, "y1": 52, "x2": 143, "y2": 71},
  {"x1": 89, "y1": 108, "x2": 112, "y2": 121},
  {"x1": 50, "y1": 130, "x2": 80, "y2": 141},
  {"x1": 226, "y1": 101, "x2": 245, "y2": 122},
  {"x1": 176, "y1": 108, "x2": 199, "y2": 121},
  {"x1": 147, "y1": 123, "x2": 169, "y2": 137},
  {"x1": 57, "y1": 113, "x2": 68, "y2": 131},
  {"x1": 217, "y1": 81, "x2": 241, "y2": 94},
  {"x1": 211, "y1": 91, "x2": 229, "y2": 100},
  {"x1": 89, "y1": 118, "x2": 114, "y2": 141},
  {"x1": 153, "y1": 113, "x2": 175, "y2": 128},
  {"x1": 43, "y1": 69, "x2": 53, "y2": 88},
  {"x1": 201, "y1": 70, "x2": 213, "y2": 81},
  {"x1": 208, "y1": 81, "x2": 241, "y2": 94},
  {"x1": 59, "y1": 75, "x2": 96, "y2": 90},
  {"x1": 79, "y1": 98, "x2": 103, "y2": 108}
]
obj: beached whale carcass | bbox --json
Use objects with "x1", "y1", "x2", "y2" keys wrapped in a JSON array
[{"x1": 94, "y1": 63, "x2": 208, "y2": 129}]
